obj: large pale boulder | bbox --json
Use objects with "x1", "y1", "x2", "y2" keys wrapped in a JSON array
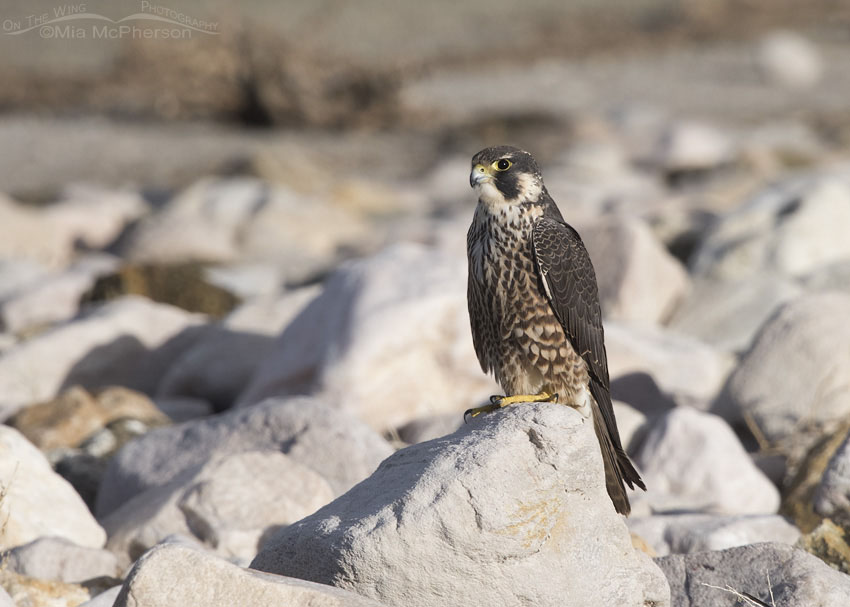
[
  {"x1": 114, "y1": 541, "x2": 386, "y2": 607},
  {"x1": 103, "y1": 450, "x2": 334, "y2": 567},
  {"x1": 605, "y1": 321, "x2": 734, "y2": 410},
  {"x1": 691, "y1": 175, "x2": 850, "y2": 280},
  {"x1": 713, "y1": 292, "x2": 850, "y2": 443},
  {"x1": 578, "y1": 215, "x2": 690, "y2": 325},
  {"x1": 96, "y1": 396, "x2": 392, "y2": 518},
  {"x1": 251, "y1": 403, "x2": 670, "y2": 607},
  {"x1": 657, "y1": 542, "x2": 850, "y2": 607},
  {"x1": 157, "y1": 286, "x2": 320, "y2": 411},
  {"x1": 633, "y1": 408, "x2": 779, "y2": 514},
  {"x1": 628, "y1": 513, "x2": 800, "y2": 556},
  {"x1": 237, "y1": 243, "x2": 499, "y2": 431},
  {"x1": 0, "y1": 296, "x2": 208, "y2": 420},
  {"x1": 0, "y1": 426, "x2": 106, "y2": 550},
  {"x1": 2, "y1": 537, "x2": 120, "y2": 583}
]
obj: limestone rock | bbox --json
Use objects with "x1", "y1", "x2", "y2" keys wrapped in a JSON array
[
  {"x1": 651, "y1": 121, "x2": 735, "y2": 174},
  {"x1": 114, "y1": 541, "x2": 386, "y2": 607},
  {"x1": 0, "y1": 426, "x2": 105, "y2": 550},
  {"x1": 634, "y1": 407, "x2": 779, "y2": 514},
  {"x1": 578, "y1": 215, "x2": 689, "y2": 324},
  {"x1": 714, "y1": 292, "x2": 850, "y2": 444},
  {"x1": 103, "y1": 450, "x2": 334, "y2": 566},
  {"x1": 757, "y1": 30, "x2": 823, "y2": 89},
  {"x1": 238, "y1": 243, "x2": 500, "y2": 431},
  {"x1": 0, "y1": 570, "x2": 91, "y2": 607},
  {"x1": 668, "y1": 274, "x2": 802, "y2": 353},
  {"x1": 1, "y1": 537, "x2": 120, "y2": 583},
  {"x1": 96, "y1": 396, "x2": 392, "y2": 518},
  {"x1": 796, "y1": 519, "x2": 850, "y2": 574},
  {"x1": 0, "y1": 255, "x2": 119, "y2": 334},
  {"x1": 158, "y1": 287, "x2": 320, "y2": 411},
  {"x1": 691, "y1": 176, "x2": 850, "y2": 280},
  {"x1": 252, "y1": 403, "x2": 670, "y2": 607},
  {"x1": 656, "y1": 542, "x2": 850, "y2": 607},
  {"x1": 605, "y1": 322, "x2": 733, "y2": 410},
  {"x1": 628, "y1": 513, "x2": 800, "y2": 556},
  {"x1": 78, "y1": 586, "x2": 121, "y2": 607},
  {"x1": 0, "y1": 296, "x2": 208, "y2": 420}
]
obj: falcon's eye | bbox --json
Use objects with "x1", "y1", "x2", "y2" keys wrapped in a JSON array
[{"x1": 493, "y1": 159, "x2": 512, "y2": 171}]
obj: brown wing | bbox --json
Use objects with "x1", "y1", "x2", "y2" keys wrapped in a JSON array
[{"x1": 532, "y1": 216, "x2": 645, "y2": 503}]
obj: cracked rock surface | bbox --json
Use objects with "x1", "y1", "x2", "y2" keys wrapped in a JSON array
[{"x1": 251, "y1": 402, "x2": 670, "y2": 607}]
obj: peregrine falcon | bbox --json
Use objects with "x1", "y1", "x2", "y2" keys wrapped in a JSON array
[{"x1": 465, "y1": 145, "x2": 645, "y2": 515}]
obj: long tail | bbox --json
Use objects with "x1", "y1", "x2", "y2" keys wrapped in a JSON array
[{"x1": 589, "y1": 385, "x2": 646, "y2": 516}]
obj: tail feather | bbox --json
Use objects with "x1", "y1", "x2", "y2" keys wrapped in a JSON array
[{"x1": 590, "y1": 397, "x2": 645, "y2": 516}]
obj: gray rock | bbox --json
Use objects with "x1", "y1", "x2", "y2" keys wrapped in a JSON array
[
  {"x1": 251, "y1": 403, "x2": 670, "y2": 607},
  {"x1": 0, "y1": 426, "x2": 106, "y2": 550},
  {"x1": 668, "y1": 275, "x2": 802, "y2": 353},
  {"x1": 713, "y1": 292, "x2": 850, "y2": 443},
  {"x1": 1, "y1": 536, "x2": 120, "y2": 582},
  {"x1": 157, "y1": 287, "x2": 320, "y2": 411},
  {"x1": 578, "y1": 215, "x2": 690, "y2": 325},
  {"x1": 114, "y1": 541, "x2": 386, "y2": 607},
  {"x1": 237, "y1": 243, "x2": 500, "y2": 431},
  {"x1": 0, "y1": 587, "x2": 11, "y2": 607},
  {"x1": 628, "y1": 514, "x2": 800, "y2": 557},
  {"x1": 0, "y1": 296, "x2": 208, "y2": 420},
  {"x1": 656, "y1": 542, "x2": 850, "y2": 607},
  {"x1": 96, "y1": 396, "x2": 392, "y2": 518},
  {"x1": 634, "y1": 408, "x2": 779, "y2": 514},
  {"x1": 757, "y1": 30, "x2": 823, "y2": 89},
  {"x1": 0, "y1": 255, "x2": 118, "y2": 334},
  {"x1": 118, "y1": 177, "x2": 368, "y2": 284},
  {"x1": 814, "y1": 431, "x2": 850, "y2": 525},
  {"x1": 103, "y1": 449, "x2": 334, "y2": 567},
  {"x1": 0, "y1": 258, "x2": 49, "y2": 303},
  {"x1": 605, "y1": 322, "x2": 734, "y2": 410},
  {"x1": 152, "y1": 396, "x2": 214, "y2": 422},
  {"x1": 651, "y1": 121, "x2": 735, "y2": 173},
  {"x1": 692, "y1": 175, "x2": 850, "y2": 280}
]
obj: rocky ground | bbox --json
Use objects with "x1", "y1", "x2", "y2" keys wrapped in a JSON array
[{"x1": 3, "y1": 2, "x2": 850, "y2": 607}]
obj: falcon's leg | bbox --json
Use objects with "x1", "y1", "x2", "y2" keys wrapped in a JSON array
[{"x1": 463, "y1": 391, "x2": 558, "y2": 421}]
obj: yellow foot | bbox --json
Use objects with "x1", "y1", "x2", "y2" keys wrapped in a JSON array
[{"x1": 464, "y1": 392, "x2": 559, "y2": 422}]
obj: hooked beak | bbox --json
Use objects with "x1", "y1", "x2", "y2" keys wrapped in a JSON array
[{"x1": 470, "y1": 163, "x2": 492, "y2": 188}]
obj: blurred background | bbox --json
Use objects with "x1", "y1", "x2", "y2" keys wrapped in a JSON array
[{"x1": 3, "y1": 1, "x2": 850, "y2": 590}]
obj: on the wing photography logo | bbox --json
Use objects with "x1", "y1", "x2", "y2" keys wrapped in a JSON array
[{"x1": 2, "y1": 2, "x2": 218, "y2": 39}]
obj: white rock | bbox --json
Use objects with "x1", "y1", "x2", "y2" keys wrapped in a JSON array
[
  {"x1": 657, "y1": 542, "x2": 850, "y2": 607},
  {"x1": 714, "y1": 292, "x2": 850, "y2": 443},
  {"x1": 96, "y1": 396, "x2": 392, "y2": 518},
  {"x1": 814, "y1": 431, "x2": 850, "y2": 525},
  {"x1": 44, "y1": 184, "x2": 149, "y2": 250},
  {"x1": 0, "y1": 255, "x2": 119, "y2": 334},
  {"x1": 652, "y1": 121, "x2": 735, "y2": 172},
  {"x1": 0, "y1": 193, "x2": 74, "y2": 267},
  {"x1": 252, "y1": 403, "x2": 670, "y2": 607},
  {"x1": 0, "y1": 258, "x2": 50, "y2": 301},
  {"x1": 0, "y1": 426, "x2": 106, "y2": 549},
  {"x1": 119, "y1": 178, "x2": 367, "y2": 283},
  {"x1": 605, "y1": 321, "x2": 734, "y2": 409},
  {"x1": 158, "y1": 287, "x2": 320, "y2": 410},
  {"x1": 668, "y1": 275, "x2": 802, "y2": 352},
  {"x1": 577, "y1": 216, "x2": 690, "y2": 324},
  {"x1": 103, "y1": 450, "x2": 334, "y2": 567},
  {"x1": 692, "y1": 175, "x2": 850, "y2": 280},
  {"x1": 628, "y1": 513, "x2": 800, "y2": 556},
  {"x1": 238, "y1": 243, "x2": 500, "y2": 431},
  {"x1": 0, "y1": 295, "x2": 208, "y2": 420},
  {"x1": 634, "y1": 407, "x2": 779, "y2": 514},
  {"x1": 0, "y1": 587, "x2": 11, "y2": 607},
  {"x1": 757, "y1": 30, "x2": 823, "y2": 89},
  {"x1": 2, "y1": 536, "x2": 120, "y2": 582},
  {"x1": 114, "y1": 541, "x2": 386, "y2": 607},
  {"x1": 613, "y1": 400, "x2": 648, "y2": 452}
]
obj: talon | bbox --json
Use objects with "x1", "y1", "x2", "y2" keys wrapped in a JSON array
[{"x1": 490, "y1": 394, "x2": 505, "y2": 405}]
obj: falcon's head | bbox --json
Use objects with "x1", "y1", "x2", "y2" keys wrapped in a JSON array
[{"x1": 470, "y1": 146, "x2": 543, "y2": 208}]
